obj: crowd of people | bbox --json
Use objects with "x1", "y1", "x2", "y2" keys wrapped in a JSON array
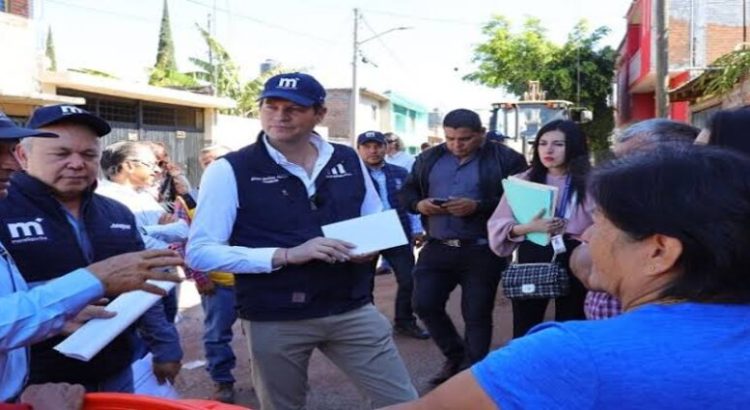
[{"x1": 1, "y1": 70, "x2": 750, "y2": 410}]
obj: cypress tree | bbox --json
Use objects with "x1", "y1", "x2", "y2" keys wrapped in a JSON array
[
  {"x1": 45, "y1": 26, "x2": 57, "y2": 71},
  {"x1": 150, "y1": 0, "x2": 177, "y2": 84}
]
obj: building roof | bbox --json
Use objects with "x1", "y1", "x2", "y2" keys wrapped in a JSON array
[
  {"x1": 669, "y1": 70, "x2": 717, "y2": 102},
  {"x1": 41, "y1": 71, "x2": 237, "y2": 109},
  {"x1": 0, "y1": 91, "x2": 84, "y2": 106},
  {"x1": 326, "y1": 87, "x2": 390, "y2": 102},
  {"x1": 384, "y1": 91, "x2": 428, "y2": 113}
]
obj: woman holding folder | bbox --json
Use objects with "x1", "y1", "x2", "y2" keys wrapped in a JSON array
[{"x1": 487, "y1": 120, "x2": 593, "y2": 337}]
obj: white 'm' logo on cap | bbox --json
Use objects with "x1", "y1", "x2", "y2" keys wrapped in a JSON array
[
  {"x1": 277, "y1": 78, "x2": 299, "y2": 89},
  {"x1": 366, "y1": 132, "x2": 376, "y2": 137},
  {"x1": 60, "y1": 106, "x2": 84, "y2": 115}
]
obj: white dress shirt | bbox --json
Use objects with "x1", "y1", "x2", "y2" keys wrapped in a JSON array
[
  {"x1": 187, "y1": 133, "x2": 382, "y2": 274},
  {"x1": 97, "y1": 180, "x2": 189, "y2": 249},
  {"x1": 386, "y1": 150, "x2": 416, "y2": 172}
]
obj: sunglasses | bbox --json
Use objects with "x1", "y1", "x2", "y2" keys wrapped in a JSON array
[
  {"x1": 386, "y1": 139, "x2": 397, "y2": 143},
  {"x1": 128, "y1": 159, "x2": 160, "y2": 171}
]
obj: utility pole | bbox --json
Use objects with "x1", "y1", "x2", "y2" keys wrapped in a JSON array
[
  {"x1": 350, "y1": 8, "x2": 360, "y2": 146},
  {"x1": 349, "y1": 9, "x2": 411, "y2": 146},
  {"x1": 744, "y1": 0, "x2": 747, "y2": 45},
  {"x1": 655, "y1": 0, "x2": 670, "y2": 118},
  {"x1": 208, "y1": 13, "x2": 216, "y2": 96}
]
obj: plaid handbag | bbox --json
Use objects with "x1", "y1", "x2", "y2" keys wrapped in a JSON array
[{"x1": 501, "y1": 257, "x2": 570, "y2": 300}]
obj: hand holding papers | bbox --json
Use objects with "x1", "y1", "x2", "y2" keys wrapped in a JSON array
[
  {"x1": 322, "y1": 210, "x2": 409, "y2": 255},
  {"x1": 54, "y1": 280, "x2": 175, "y2": 361},
  {"x1": 502, "y1": 176, "x2": 558, "y2": 246}
]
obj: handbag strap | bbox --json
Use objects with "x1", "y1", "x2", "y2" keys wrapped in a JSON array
[{"x1": 555, "y1": 175, "x2": 573, "y2": 219}]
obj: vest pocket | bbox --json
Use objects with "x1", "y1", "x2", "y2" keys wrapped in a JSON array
[{"x1": 237, "y1": 270, "x2": 312, "y2": 312}]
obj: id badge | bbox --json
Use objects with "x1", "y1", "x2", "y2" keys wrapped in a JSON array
[{"x1": 551, "y1": 234, "x2": 567, "y2": 254}]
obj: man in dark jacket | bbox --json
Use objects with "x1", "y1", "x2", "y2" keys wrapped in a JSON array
[
  {"x1": 357, "y1": 130, "x2": 428, "y2": 340},
  {"x1": 399, "y1": 108, "x2": 527, "y2": 386},
  {"x1": 0, "y1": 104, "x2": 182, "y2": 391}
]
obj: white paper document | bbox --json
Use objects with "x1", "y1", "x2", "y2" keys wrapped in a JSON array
[
  {"x1": 54, "y1": 280, "x2": 175, "y2": 361},
  {"x1": 322, "y1": 209, "x2": 408, "y2": 255},
  {"x1": 132, "y1": 353, "x2": 180, "y2": 398}
]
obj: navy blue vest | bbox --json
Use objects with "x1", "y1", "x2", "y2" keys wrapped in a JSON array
[
  {"x1": 0, "y1": 172, "x2": 144, "y2": 385},
  {"x1": 224, "y1": 137, "x2": 372, "y2": 321},
  {"x1": 368, "y1": 163, "x2": 412, "y2": 239}
]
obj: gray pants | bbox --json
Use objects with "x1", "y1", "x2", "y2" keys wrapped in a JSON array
[{"x1": 241, "y1": 304, "x2": 417, "y2": 410}]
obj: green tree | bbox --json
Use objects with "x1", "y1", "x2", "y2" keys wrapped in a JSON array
[
  {"x1": 467, "y1": 17, "x2": 616, "y2": 155},
  {"x1": 187, "y1": 23, "x2": 242, "y2": 113},
  {"x1": 149, "y1": 0, "x2": 196, "y2": 87},
  {"x1": 45, "y1": 26, "x2": 57, "y2": 71},
  {"x1": 68, "y1": 68, "x2": 119, "y2": 78},
  {"x1": 238, "y1": 66, "x2": 292, "y2": 117},
  {"x1": 466, "y1": 16, "x2": 556, "y2": 96}
]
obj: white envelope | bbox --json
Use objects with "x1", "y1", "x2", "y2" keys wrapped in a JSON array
[{"x1": 322, "y1": 209, "x2": 408, "y2": 255}]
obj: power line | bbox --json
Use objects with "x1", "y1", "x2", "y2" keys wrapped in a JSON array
[
  {"x1": 183, "y1": 0, "x2": 341, "y2": 45},
  {"x1": 360, "y1": 15, "x2": 410, "y2": 72},
  {"x1": 361, "y1": 8, "x2": 483, "y2": 26},
  {"x1": 44, "y1": 0, "x2": 154, "y2": 23}
]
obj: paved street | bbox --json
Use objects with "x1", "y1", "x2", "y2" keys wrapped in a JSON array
[{"x1": 174, "y1": 273, "x2": 527, "y2": 409}]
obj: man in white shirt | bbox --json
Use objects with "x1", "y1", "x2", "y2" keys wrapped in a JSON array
[
  {"x1": 385, "y1": 133, "x2": 416, "y2": 171},
  {"x1": 187, "y1": 72, "x2": 417, "y2": 410}
]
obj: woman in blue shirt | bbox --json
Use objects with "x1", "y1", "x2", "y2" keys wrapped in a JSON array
[{"x1": 383, "y1": 144, "x2": 750, "y2": 410}]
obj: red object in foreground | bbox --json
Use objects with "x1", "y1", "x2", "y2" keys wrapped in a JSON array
[{"x1": 84, "y1": 393, "x2": 250, "y2": 410}]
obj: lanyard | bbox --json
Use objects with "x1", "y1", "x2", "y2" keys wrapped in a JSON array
[{"x1": 555, "y1": 175, "x2": 573, "y2": 219}]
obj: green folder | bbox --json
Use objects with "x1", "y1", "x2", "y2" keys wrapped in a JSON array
[{"x1": 501, "y1": 176, "x2": 559, "y2": 246}]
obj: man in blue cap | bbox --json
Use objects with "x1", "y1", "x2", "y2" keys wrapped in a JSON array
[
  {"x1": 0, "y1": 105, "x2": 183, "y2": 393},
  {"x1": 0, "y1": 110, "x2": 183, "y2": 402},
  {"x1": 356, "y1": 130, "x2": 428, "y2": 340},
  {"x1": 485, "y1": 130, "x2": 508, "y2": 144},
  {"x1": 188, "y1": 72, "x2": 417, "y2": 409}
]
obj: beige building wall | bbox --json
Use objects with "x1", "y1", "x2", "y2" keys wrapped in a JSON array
[{"x1": 0, "y1": 13, "x2": 36, "y2": 97}]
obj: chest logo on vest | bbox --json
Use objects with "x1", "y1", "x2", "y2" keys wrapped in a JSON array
[
  {"x1": 7, "y1": 218, "x2": 48, "y2": 244},
  {"x1": 326, "y1": 163, "x2": 352, "y2": 179},
  {"x1": 251, "y1": 175, "x2": 288, "y2": 184},
  {"x1": 110, "y1": 223, "x2": 132, "y2": 231}
]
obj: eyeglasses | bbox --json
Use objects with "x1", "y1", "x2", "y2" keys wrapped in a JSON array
[
  {"x1": 386, "y1": 139, "x2": 397, "y2": 144},
  {"x1": 127, "y1": 159, "x2": 160, "y2": 171}
]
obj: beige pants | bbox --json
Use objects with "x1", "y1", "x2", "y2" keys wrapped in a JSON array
[{"x1": 241, "y1": 304, "x2": 418, "y2": 410}]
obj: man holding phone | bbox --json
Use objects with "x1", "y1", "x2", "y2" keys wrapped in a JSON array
[
  {"x1": 400, "y1": 108, "x2": 527, "y2": 386},
  {"x1": 430, "y1": 198, "x2": 449, "y2": 206}
]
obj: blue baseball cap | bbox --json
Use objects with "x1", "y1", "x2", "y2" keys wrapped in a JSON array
[
  {"x1": 27, "y1": 104, "x2": 111, "y2": 137},
  {"x1": 357, "y1": 130, "x2": 386, "y2": 146},
  {"x1": 486, "y1": 130, "x2": 508, "y2": 142},
  {"x1": 0, "y1": 111, "x2": 57, "y2": 140},
  {"x1": 259, "y1": 72, "x2": 326, "y2": 107}
]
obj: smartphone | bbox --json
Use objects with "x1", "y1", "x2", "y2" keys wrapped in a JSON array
[{"x1": 431, "y1": 198, "x2": 450, "y2": 206}]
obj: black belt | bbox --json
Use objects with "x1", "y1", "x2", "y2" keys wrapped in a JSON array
[{"x1": 432, "y1": 238, "x2": 489, "y2": 247}]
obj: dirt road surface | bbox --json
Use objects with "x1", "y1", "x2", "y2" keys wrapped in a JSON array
[{"x1": 174, "y1": 273, "x2": 525, "y2": 409}]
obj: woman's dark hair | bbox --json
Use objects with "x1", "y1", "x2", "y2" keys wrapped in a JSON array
[
  {"x1": 529, "y1": 119, "x2": 590, "y2": 204},
  {"x1": 100, "y1": 141, "x2": 141, "y2": 180},
  {"x1": 707, "y1": 108, "x2": 750, "y2": 156},
  {"x1": 589, "y1": 143, "x2": 750, "y2": 303}
]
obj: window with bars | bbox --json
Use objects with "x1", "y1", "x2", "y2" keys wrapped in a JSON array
[
  {"x1": 99, "y1": 100, "x2": 137, "y2": 124},
  {"x1": 55, "y1": 89, "x2": 203, "y2": 131},
  {"x1": 142, "y1": 104, "x2": 200, "y2": 129}
]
